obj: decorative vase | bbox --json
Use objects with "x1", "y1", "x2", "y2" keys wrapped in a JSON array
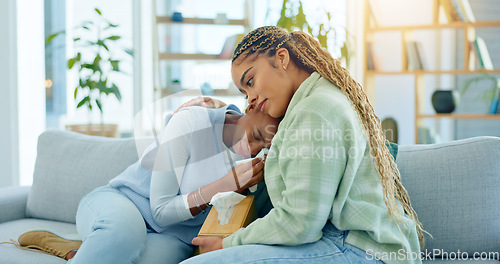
[
  {"x1": 381, "y1": 117, "x2": 398, "y2": 144},
  {"x1": 66, "y1": 124, "x2": 119, "y2": 138},
  {"x1": 431, "y1": 90, "x2": 459, "y2": 113}
]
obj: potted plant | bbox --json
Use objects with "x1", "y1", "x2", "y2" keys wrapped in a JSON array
[
  {"x1": 46, "y1": 8, "x2": 132, "y2": 137},
  {"x1": 275, "y1": 0, "x2": 352, "y2": 68},
  {"x1": 460, "y1": 73, "x2": 500, "y2": 114}
]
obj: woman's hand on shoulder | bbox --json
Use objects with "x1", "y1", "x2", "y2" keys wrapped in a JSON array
[{"x1": 174, "y1": 96, "x2": 227, "y2": 113}]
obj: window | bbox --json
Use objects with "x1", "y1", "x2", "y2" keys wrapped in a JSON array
[{"x1": 45, "y1": 0, "x2": 135, "y2": 135}]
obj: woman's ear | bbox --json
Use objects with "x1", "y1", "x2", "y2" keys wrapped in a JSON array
[{"x1": 275, "y1": 48, "x2": 290, "y2": 70}]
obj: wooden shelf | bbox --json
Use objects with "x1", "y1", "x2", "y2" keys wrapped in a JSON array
[
  {"x1": 418, "y1": 114, "x2": 500, "y2": 120},
  {"x1": 152, "y1": 1, "x2": 252, "y2": 120},
  {"x1": 159, "y1": 53, "x2": 226, "y2": 61},
  {"x1": 156, "y1": 16, "x2": 248, "y2": 26},
  {"x1": 366, "y1": 69, "x2": 500, "y2": 75},
  {"x1": 367, "y1": 20, "x2": 500, "y2": 32},
  {"x1": 362, "y1": 0, "x2": 500, "y2": 143}
]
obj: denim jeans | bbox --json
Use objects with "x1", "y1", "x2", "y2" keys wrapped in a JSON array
[
  {"x1": 68, "y1": 185, "x2": 193, "y2": 264},
  {"x1": 180, "y1": 221, "x2": 384, "y2": 264}
]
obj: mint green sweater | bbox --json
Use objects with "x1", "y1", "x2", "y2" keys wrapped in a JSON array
[{"x1": 223, "y1": 72, "x2": 422, "y2": 264}]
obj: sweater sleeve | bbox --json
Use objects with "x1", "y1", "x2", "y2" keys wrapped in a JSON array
[
  {"x1": 223, "y1": 109, "x2": 349, "y2": 247},
  {"x1": 149, "y1": 110, "x2": 195, "y2": 226}
]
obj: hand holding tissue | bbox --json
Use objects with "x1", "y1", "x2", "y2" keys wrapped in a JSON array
[{"x1": 234, "y1": 148, "x2": 269, "y2": 192}]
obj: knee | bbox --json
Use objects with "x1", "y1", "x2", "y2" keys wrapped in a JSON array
[{"x1": 93, "y1": 216, "x2": 147, "y2": 250}]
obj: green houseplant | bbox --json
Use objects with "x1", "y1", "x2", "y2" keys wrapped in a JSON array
[
  {"x1": 46, "y1": 8, "x2": 132, "y2": 137},
  {"x1": 275, "y1": 0, "x2": 352, "y2": 68},
  {"x1": 460, "y1": 73, "x2": 500, "y2": 114}
]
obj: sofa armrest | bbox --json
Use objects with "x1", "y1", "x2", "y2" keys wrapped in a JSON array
[{"x1": 0, "y1": 186, "x2": 30, "y2": 224}]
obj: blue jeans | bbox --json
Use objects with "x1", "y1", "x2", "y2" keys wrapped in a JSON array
[
  {"x1": 180, "y1": 221, "x2": 384, "y2": 264},
  {"x1": 68, "y1": 185, "x2": 193, "y2": 264}
]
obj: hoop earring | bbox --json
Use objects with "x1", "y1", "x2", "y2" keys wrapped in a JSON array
[{"x1": 282, "y1": 65, "x2": 287, "y2": 70}]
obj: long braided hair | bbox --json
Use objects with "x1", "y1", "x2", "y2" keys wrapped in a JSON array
[{"x1": 232, "y1": 26, "x2": 425, "y2": 248}]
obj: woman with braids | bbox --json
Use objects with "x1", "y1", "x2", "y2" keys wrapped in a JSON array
[{"x1": 182, "y1": 26, "x2": 424, "y2": 264}]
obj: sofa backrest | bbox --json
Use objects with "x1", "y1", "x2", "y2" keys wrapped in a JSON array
[
  {"x1": 26, "y1": 130, "x2": 139, "y2": 224},
  {"x1": 397, "y1": 136, "x2": 500, "y2": 256}
]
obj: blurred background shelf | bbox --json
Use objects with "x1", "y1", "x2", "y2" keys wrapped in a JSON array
[
  {"x1": 156, "y1": 16, "x2": 248, "y2": 26},
  {"x1": 363, "y1": 0, "x2": 500, "y2": 144},
  {"x1": 366, "y1": 69, "x2": 500, "y2": 75},
  {"x1": 367, "y1": 19, "x2": 500, "y2": 32},
  {"x1": 158, "y1": 53, "x2": 222, "y2": 60},
  {"x1": 418, "y1": 114, "x2": 500, "y2": 119}
]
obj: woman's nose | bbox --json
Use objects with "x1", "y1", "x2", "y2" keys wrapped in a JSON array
[
  {"x1": 249, "y1": 143, "x2": 259, "y2": 156},
  {"x1": 250, "y1": 142, "x2": 266, "y2": 156},
  {"x1": 247, "y1": 92, "x2": 258, "y2": 106}
]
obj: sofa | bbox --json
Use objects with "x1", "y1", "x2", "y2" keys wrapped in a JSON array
[{"x1": 0, "y1": 130, "x2": 499, "y2": 263}]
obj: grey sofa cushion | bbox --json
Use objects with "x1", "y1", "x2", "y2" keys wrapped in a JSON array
[
  {"x1": 26, "y1": 130, "x2": 138, "y2": 223},
  {"x1": 397, "y1": 136, "x2": 500, "y2": 257}
]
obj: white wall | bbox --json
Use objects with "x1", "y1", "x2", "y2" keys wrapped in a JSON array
[
  {"x1": 0, "y1": 0, "x2": 19, "y2": 187},
  {"x1": 0, "y1": 0, "x2": 46, "y2": 187},
  {"x1": 139, "y1": 0, "x2": 154, "y2": 116},
  {"x1": 17, "y1": 0, "x2": 46, "y2": 185}
]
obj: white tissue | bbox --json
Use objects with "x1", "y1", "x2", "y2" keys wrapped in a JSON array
[
  {"x1": 210, "y1": 191, "x2": 246, "y2": 225},
  {"x1": 234, "y1": 148, "x2": 268, "y2": 192},
  {"x1": 248, "y1": 184, "x2": 258, "y2": 193},
  {"x1": 256, "y1": 148, "x2": 269, "y2": 159}
]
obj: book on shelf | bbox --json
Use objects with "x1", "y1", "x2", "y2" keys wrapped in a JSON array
[
  {"x1": 415, "y1": 42, "x2": 426, "y2": 70},
  {"x1": 440, "y1": 0, "x2": 476, "y2": 23},
  {"x1": 218, "y1": 34, "x2": 244, "y2": 59},
  {"x1": 490, "y1": 81, "x2": 500, "y2": 114},
  {"x1": 473, "y1": 37, "x2": 494, "y2": 70},
  {"x1": 439, "y1": 0, "x2": 460, "y2": 22},
  {"x1": 417, "y1": 127, "x2": 436, "y2": 144},
  {"x1": 454, "y1": 0, "x2": 475, "y2": 22},
  {"x1": 451, "y1": 0, "x2": 465, "y2": 21},
  {"x1": 406, "y1": 41, "x2": 425, "y2": 71},
  {"x1": 468, "y1": 41, "x2": 479, "y2": 71},
  {"x1": 366, "y1": 42, "x2": 381, "y2": 71},
  {"x1": 367, "y1": 0, "x2": 383, "y2": 27},
  {"x1": 367, "y1": 42, "x2": 374, "y2": 70}
]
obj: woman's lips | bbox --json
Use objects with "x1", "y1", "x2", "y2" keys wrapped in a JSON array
[{"x1": 258, "y1": 99, "x2": 267, "y2": 112}]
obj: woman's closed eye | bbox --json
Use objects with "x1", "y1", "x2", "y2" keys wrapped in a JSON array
[
  {"x1": 253, "y1": 129, "x2": 264, "y2": 142},
  {"x1": 252, "y1": 131, "x2": 258, "y2": 141}
]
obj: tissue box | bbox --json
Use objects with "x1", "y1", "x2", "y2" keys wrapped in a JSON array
[{"x1": 198, "y1": 195, "x2": 256, "y2": 238}]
